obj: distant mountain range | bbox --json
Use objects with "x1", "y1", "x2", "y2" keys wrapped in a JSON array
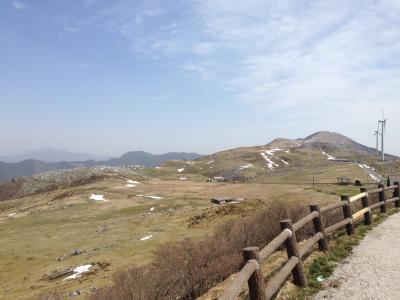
[
  {"x1": 0, "y1": 151, "x2": 202, "y2": 182},
  {"x1": 0, "y1": 147, "x2": 113, "y2": 163}
]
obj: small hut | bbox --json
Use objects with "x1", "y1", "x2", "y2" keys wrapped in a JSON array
[
  {"x1": 337, "y1": 176, "x2": 352, "y2": 185},
  {"x1": 211, "y1": 197, "x2": 244, "y2": 204}
]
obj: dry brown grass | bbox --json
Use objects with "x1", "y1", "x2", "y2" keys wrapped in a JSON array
[{"x1": 88, "y1": 201, "x2": 319, "y2": 300}]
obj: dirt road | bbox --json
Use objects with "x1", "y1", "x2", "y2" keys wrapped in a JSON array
[{"x1": 314, "y1": 213, "x2": 400, "y2": 300}]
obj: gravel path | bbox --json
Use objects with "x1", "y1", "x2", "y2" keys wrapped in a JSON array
[{"x1": 314, "y1": 213, "x2": 400, "y2": 300}]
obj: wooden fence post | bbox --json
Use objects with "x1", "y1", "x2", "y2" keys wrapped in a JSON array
[
  {"x1": 243, "y1": 247, "x2": 266, "y2": 300},
  {"x1": 394, "y1": 181, "x2": 400, "y2": 208},
  {"x1": 280, "y1": 219, "x2": 307, "y2": 287},
  {"x1": 309, "y1": 204, "x2": 328, "y2": 251},
  {"x1": 378, "y1": 183, "x2": 386, "y2": 213},
  {"x1": 360, "y1": 187, "x2": 372, "y2": 225},
  {"x1": 341, "y1": 195, "x2": 354, "y2": 235}
]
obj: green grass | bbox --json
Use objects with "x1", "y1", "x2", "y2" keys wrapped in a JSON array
[{"x1": 289, "y1": 208, "x2": 399, "y2": 300}]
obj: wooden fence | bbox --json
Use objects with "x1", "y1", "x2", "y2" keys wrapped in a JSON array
[{"x1": 220, "y1": 182, "x2": 400, "y2": 300}]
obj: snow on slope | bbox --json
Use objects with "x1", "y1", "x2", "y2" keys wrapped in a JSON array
[
  {"x1": 356, "y1": 163, "x2": 383, "y2": 182},
  {"x1": 321, "y1": 150, "x2": 336, "y2": 160},
  {"x1": 260, "y1": 148, "x2": 289, "y2": 170}
]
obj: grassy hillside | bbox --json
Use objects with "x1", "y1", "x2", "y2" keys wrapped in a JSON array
[
  {"x1": 0, "y1": 171, "x2": 364, "y2": 299},
  {"x1": 0, "y1": 131, "x2": 398, "y2": 299}
]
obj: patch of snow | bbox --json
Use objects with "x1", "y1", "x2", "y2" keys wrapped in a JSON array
[
  {"x1": 140, "y1": 234, "x2": 153, "y2": 241},
  {"x1": 260, "y1": 148, "x2": 289, "y2": 169},
  {"x1": 137, "y1": 195, "x2": 164, "y2": 200},
  {"x1": 150, "y1": 207, "x2": 155, "y2": 211},
  {"x1": 264, "y1": 148, "x2": 282, "y2": 155},
  {"x1": 8, "y1": 213, "x2": 16, "y2": 218},
  {"x1": 64, "y1": 264, "x2": 92, "y2": 280},
  {"x1": 180, "y1": 177, "x2": 187, "y2": 180},
  {"x1": 126, "y1": 184, "x2": 136, "y2": 187},
  {"x1": 321, "y1": 150, "x2": 336, "y2": 160},
  {"x1": 126, "y1": 180, "x2": 140, "y2": 184},
  {"x1": 155, "y1": 166, "x2": 161, "y2": 169},
  {"x1": 177, "y1": 168, "x2": 185, "y2": 173},
  {"x1": 260, "y1": 152, "x2": 279, "y2": 170},
  {"x1": 239, "y1": 163, "x2": 254, "y2": 170},
  {"x1": 356, "y1": 163, "x2": 382, "y2": 182},
  {"x1": 205, "y1": 160, "x2": 214, "y2": 165},
  {"x1": 89, "y1": 194, "x2": 109, "y2": 201},
  {"x1": 280, "y1": 158, "x2": 289, "y2": 165},
  {"x1": 186, "y1": 161, "x2": 195, "y2": 165}
]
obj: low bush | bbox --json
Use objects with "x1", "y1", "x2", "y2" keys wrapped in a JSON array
[{"x1": 88, "y1": 200, "x2": 338, "y2": 300}]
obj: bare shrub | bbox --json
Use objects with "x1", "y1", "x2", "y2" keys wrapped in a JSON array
[{"x1": 90, "y1": 200, "x2": 322, "y2": 300}]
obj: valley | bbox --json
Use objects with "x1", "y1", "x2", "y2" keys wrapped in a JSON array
[{"x1": 0, "y1": 132, "x2": 398, "y2": 299}]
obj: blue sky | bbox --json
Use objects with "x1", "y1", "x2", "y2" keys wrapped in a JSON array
[{"x1": 1, "y1": 0, "x2": 400, "y2": 156}]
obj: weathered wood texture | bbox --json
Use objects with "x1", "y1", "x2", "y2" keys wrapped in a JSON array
[
  {"x1": 259, "y1": 229, "x2": 291, "y2": 260},
  {"x1": 325, "y1": 218, "x2": 352, "y2": 235},
  {"x1": 220, "y1": 260, "x2": 258, "y2": 300},
  {"x1": 280, "y1": 219, "x2": 307, "y2": 287},
  {"x1": 384, "y1": 185, "x2": 397, "y2": 191},
  {"x1": 299, "y1": 232, "x2": 323, "y2": 258},
  {"x1": 341, "y1": 194, "x2": 355, "y2": 235},
  {"x1": 292, "y1": 211, "x2": 318, "y2": 232},
  {"x1": 378, "y1": 183, "x2": 387, "y2": 213},
  {"x1": 394, "y1": 182, "x2": 400, "y2": 208},
  {"x1": 243, "y1": 247, "x2": 266, "y2": 300},
  {"x1": 310, "y1": 204, "x2": 328, "y2": 251},
  {"x1": 264, "y1": 256, "x2": 298, "y2": 300},
  {"x1": 370, "y1": 201, "x2": 386, "y2": 210},
  {"x1": 386, "y1": 197, "x2": 400, "y2": 205},
  {"x1": 320, "y1": 201, "x2": 346, "y2": 214},
  {"x1": 352, "y1": 207, "x2": 370, "y2": 221},
  {"x1": 221, "y1": 185, "x2": 400, "y2": 300},
  {"x1": 360, "y1": 187, "x2": 372, "y2": 225},
  {"x1": 368, "y1": 187, "x2": 384, "y2": 194},
  {"x1": 349, "y1": 192, "x2": 367, "y2": 203}
]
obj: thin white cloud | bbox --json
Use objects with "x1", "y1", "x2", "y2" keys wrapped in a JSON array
[
  {"x1": 144, "y1": 94, "x2": 169, "y2": 101},
  {"x1": 82, "y1": 0, "x2": 400, "y2": 110},
  {"x1": 78, "y1": 0, "x2": 400, "y2": 152},
  {"x1": 12, "y1": 0, "x2": 28, "y2": 10},
  {"x1": 71, "y1": 63, "x2": 92, "y2": 69}
]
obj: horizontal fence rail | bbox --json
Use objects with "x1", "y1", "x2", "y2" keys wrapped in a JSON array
[{"x1": 220, "y1": 182, "x2": 400, "y2": 300}]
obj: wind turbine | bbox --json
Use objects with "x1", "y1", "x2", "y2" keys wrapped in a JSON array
[
  {"x1": 374, "y1": 129, "x2": 379, "y2": 157},
  {"x1": 378, "y1": 117, "x2": 387, "y2": 161}
]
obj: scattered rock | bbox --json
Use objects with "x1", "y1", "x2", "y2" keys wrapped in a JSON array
[
  {"x1": 71, "y1": 249, "x2": 84, "y2": 256},
  {"x1": 57, "y1": 249, "x2": 86, "y2": 261},
  {"x1": 96, "y1": 225, "x2": 109, "y2": 233},
  {"x1": 69, "y1": 289, "x2": 81, "y2": 297},
  {"x1": 47, "y1": 268, "x2": 74, "y2": 280}
]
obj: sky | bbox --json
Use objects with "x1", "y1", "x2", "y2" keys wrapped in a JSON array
[{"x1": 1, "y1": 0, "x2": 400, "y2": 156}]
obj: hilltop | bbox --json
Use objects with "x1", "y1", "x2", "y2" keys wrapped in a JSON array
[
  {"x1": 1, "y1": 131, "x2": 398, "y2": 202},
  {"x1": 151, "y1": 131, "x2": 398, "y2": 183}
]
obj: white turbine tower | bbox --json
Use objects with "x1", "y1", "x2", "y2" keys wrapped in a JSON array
[
  {"x1": 378, "y1": 118, "x2": 387, "y2": 161},
  {"x1": 374, "y1": 129, "x2": 379, "y2": 157}
]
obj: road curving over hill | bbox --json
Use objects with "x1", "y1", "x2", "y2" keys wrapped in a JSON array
[{"x1": 314, "y1": 212, "x2": 400, "y2": 300}]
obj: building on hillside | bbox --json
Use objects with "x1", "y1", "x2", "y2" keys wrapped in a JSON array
[
  {"x1": 211, "y1": 197, "x2": 244, "y2": 204},
  {"x1": 337, "y1": 176, "x2": 352, "y2": 185},
  {"x1": 213, "y1": 176, "x2": 226, "y2": 182}
]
